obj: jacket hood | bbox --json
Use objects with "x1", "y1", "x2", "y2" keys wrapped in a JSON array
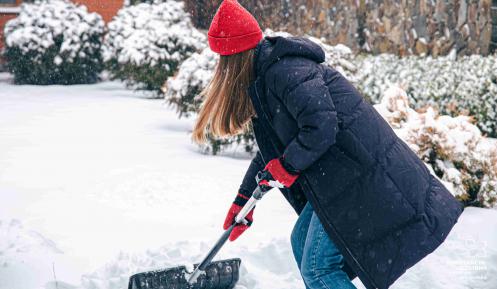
[{"x1": 254, "y1": 36, "x2": 326, "y2": 76}]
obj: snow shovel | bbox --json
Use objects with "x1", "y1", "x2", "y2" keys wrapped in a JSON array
[{"x1": 128, "y1": 176, "x2": 270, "y2": 289}]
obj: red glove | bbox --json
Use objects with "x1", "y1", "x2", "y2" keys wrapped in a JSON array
[
  {"x1": 223, "y1": 193, "x2": 254, "y2": 241},
  {"x1": 259, "y1": 157, "x2": 300, "y2": 189}
]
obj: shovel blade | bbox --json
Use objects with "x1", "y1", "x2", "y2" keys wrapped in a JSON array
[{"x1": 128, "y1": 258, "x2": 241, "y2": 289}]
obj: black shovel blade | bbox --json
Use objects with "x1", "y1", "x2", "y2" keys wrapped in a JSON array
[{"x1": 128, "y1": 258, "x2": 241, "y2": 289}]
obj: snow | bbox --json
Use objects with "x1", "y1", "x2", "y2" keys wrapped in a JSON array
[
  {"x1": 103, "y1": 1, "x2": 205, "y2": 67},
  {"x1": 4, "y1": 0, "x2": 104, "y2": 63},
  {"x1": 355, "y1": 53, "x2": 497, "y2": 136},
  {"x1": 0, "y1": 7, "x2": 21, "y2": 13},
  {"x1": 163, "y1": 47, "x2": 219, "y2": 117},
  {"x1": 1, "y1": 74, "x2": 496, "y2": 289}
]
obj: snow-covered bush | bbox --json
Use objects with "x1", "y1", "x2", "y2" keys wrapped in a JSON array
[
  {"x1": 103, "y1": 0, "x2": 206, "y2": 95},
  {"x1": 125, "y1": 0, "x2": 168, "y2": 5},
  {"x1": 308, "y1": 37, "x2": 358, "y2": 83},
  {"x1": 477, "y1": 146, "x2": 497, "y2": 207},
  {"x1": 162, "y1": 47, "x2": 253, "y2": 155},
  {"x1": 3, "y1": 0, "x2": 105, "y2": 85},
  {"x1": 375, "y1": 86, "x2": 497, "y2": 208},
  {"x1": 356, "y1": 54, "x2": 497, "y2": 137},
  {"x1": 125, "y1": 0, "x2": 154, "y2": 5},
  {"x1": 161, "y1": 29, "x2": 292, "y2": 118},
  {"x1": 163, "y1": 47, "x2": 218, "y2": 117},
  {"x1": 202, "y1": 130, "x2": 257, "y2": 156},
  {"x1": 264, "y1": 29, "x2": 358, "y2": 83}
]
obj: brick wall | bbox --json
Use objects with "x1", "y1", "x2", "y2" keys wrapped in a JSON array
[
  {"x1": 73, "y1": 0, "x2": 124, "y2": 23},
  {"x1": 0, "y1": 12, "x2": 16, "y2": 50},
  {"x1": 0, "y1": 0, "x2": 21, "y2": 50}
]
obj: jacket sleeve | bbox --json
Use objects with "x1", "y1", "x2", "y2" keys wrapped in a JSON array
[
  {"x1": 238, "y1": 151, "x2": 265, "y2": 198},
  {"x1": 266, "y1": 60, "x2": 338, "y2": 171}
]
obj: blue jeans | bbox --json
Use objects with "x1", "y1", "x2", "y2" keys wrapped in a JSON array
[{"x1": 291, "y1": 202, "x2": 356, "y2": 289}]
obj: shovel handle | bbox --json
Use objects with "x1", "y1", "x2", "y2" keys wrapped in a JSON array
[
  {"x1": 234, "y1": 186, "x2": 264, "y2": 223},
  {"x1": 187, "y1": 185, "x2": 269, "y2": 285},
  {"x1": 187, "y1": 222, "x2": 236, "y2": 284}
]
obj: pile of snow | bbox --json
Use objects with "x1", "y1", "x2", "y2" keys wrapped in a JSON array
[
  {"x1": 375, "y1": 86, "x2": 497, "y2": 207},
  {"x1": 81, "y1": 238, "x2": 302, "y2": 289},
  {"x1": 103, "y1": 0, "x2": 206, "y2": 93},
  {"x1": 0, "y1": 219, "x2": 66, "y2": 289},
  {"x1": 0, "y1": 219, "x2": 62, "y2": 268},
  {"x1": 81, "y1": 207, "x2": 497, "y2": 289},
  {"x1": 3, "y1": 0, "x2": 105, "y2": 84},
  {"x1": 356, "y1": 54, "x2": 497, "y2": 137}
]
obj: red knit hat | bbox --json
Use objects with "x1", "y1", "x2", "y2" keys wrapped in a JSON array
[{"x1": 208, "y1": 0, "x2": 263, "y2": 56}]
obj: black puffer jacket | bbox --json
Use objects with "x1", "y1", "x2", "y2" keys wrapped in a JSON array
[{"x1": 239, "y1": 36, "x2": 464, "y2": 289}]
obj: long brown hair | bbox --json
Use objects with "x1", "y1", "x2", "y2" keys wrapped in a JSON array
[{"x1": 192, "y1": 49, "x2": 256, "y2": 143}]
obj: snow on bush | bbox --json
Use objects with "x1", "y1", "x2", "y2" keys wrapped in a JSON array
[
  {"x1": 375, "y1": 86, "x2": 497, "y2": 208},
  {"x1": 203, "y1": 130, "x2": 257, "y2": 156},
  {"x1": 3, "y1": 0, "x2": 105, "y2": 85},
  {"x1": 478, "y1": 148, "x2": 497, "y2": 207},
  {"x1": 264, "y1": 29, "x2": 358, "y2": 83},
  {"x1": 163, "y1": 47, "x2": 219, "y2": 117},
  {"x1": 161, "y1": 47, "x2": 254, "y2": 155},
  {"x1": 124, "y1": 0, "x2": 168, "y2": 5},
  {"x1": 356, "y1": 53, "x2": 497, "y2": 137},
  {"x1": 103, "y1": 0, "x2": 206, "y2": 95},
  {"x1": 308, "y1": 37, "x2": 358, "y2": 83}
]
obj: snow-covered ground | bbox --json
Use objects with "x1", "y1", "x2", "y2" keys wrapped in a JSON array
[{"x1": 0, "y1": 74, "x2": 496, "y2": 289}]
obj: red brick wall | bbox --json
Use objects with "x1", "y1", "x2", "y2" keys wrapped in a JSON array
[
  {"x1": 73, "y1": 0, "x2": 124, "y2": 23},
  {"x1": 0, "y1": 13, "x2": 17, "y2": 50}
]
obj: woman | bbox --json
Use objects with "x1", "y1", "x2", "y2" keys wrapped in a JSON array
[{"x1": 193, "y1": 1, "x2": 464, "y2": 289}]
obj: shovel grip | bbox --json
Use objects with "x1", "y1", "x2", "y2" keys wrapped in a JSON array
[
  {"x1": 235, "y1": 196, "x2": 257, "y2": 224},
  {"x1": 234, "y1": 185, "x2": 266, "y2": 224}
]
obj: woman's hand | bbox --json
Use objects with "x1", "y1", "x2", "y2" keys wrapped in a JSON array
[
  {"x1": 258, "y1": 157, "x2": 300, "y2": 189},
  {"x1": 223, "y1": 193, "x2": 254, "y2": 241}
]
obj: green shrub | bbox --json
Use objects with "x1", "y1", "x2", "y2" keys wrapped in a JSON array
[
  {"x1": 355, "y1": 53, "x2": 497, "y2": 137},
  {"x1": 103, "y1": 0, "x2": 205, "y2": 96},
  {"x1": 3, "y1": 0, "x2": 105, "y2": 85},
  {"x1": 163, "y1": 47, "x2": 218, "y2": 117},
  {"x1": 375, "y1": 86, "x2": 497, "y2": 208}
]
